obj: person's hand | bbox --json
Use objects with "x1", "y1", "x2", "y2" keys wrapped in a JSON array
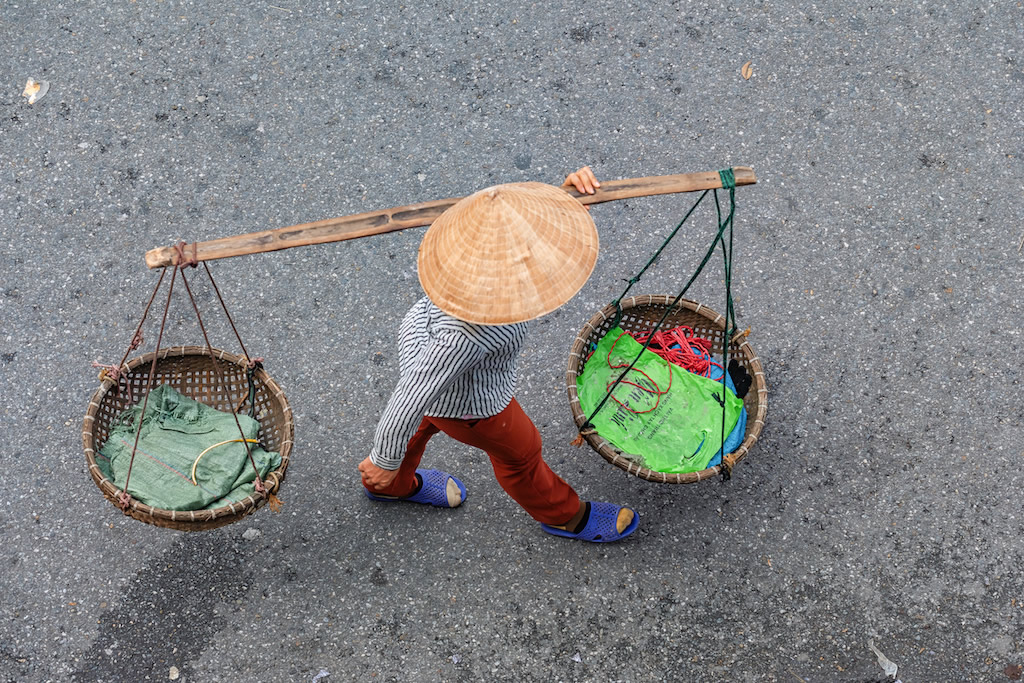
[
  {"x1": 563, "y1": 166, "x2": 601, "y2": 194},
  {"x1": 358, "y1": 456, "x2": 399, "y2": 490}
]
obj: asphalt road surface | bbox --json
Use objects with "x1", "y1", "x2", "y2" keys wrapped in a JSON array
[{"x1": 1, "y1": 1, "x2": 1022, "y2": 681}]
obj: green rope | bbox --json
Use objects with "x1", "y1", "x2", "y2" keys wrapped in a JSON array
[
  {"x1": 719, "y1": 168, "x2": 736, "y2": 189},
  {"x1": 714, "y1": 186, "x2": 737, "y2": 479},
  {"x1": 609, "y1": 189, "x2": 710, "y2": 328},
  {"x1": 583, "y1": 174, "x2": 739, "y2": 438}
]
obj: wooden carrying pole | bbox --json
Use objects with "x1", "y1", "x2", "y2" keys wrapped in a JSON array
[{"x1": 144, "y1": 167, "x2": 756, "y2": 269}]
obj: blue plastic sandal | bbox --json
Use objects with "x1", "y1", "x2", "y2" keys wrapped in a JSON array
[
  {"x1": 540, "y1": 502, "x2": 639, "y2": 542},
  {"x1": 364, "y1": 468, "x2": 467, "y2": 508}
]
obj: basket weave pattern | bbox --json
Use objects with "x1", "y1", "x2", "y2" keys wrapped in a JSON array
[
  {"x1": 566, "y1": 295, "x2": 767, "y2": 483},
  {"x1": 82, "y1": 346, "x2": 294, "y2": 530}
]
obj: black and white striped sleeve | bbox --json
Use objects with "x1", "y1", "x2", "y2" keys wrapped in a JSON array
[{"x1": 368, "y1": 329, "x2": 487, "y2": 469}]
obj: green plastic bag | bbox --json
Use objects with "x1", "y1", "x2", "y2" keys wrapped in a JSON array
[
  {"x1": 577, "y1": 327, "x2": 743, "y2": 473},
  {"x1": 97, "y1": 384, "x2": 281, "y2": 511}
]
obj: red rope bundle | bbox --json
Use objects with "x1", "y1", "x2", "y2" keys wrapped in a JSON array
[
  {"x1": 631, "y1": 326, "x2": 722, "y2": 379},
  {"x1": 604, "y1": 332, "x2": 672, "y2": 414},
  {"x1": 590, "y1": 326, "x2": 723, "y2": 417}
]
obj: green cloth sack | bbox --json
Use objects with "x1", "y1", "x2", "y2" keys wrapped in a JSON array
[
  {"x1": 97, "y1": 384, "x2": 281, "y2": 511},
  {"x1": 577, "y1": 327, "x2": 743, "y2": 473}
]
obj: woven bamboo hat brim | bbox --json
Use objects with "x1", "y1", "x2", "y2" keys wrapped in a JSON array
[{"x1": 418, "y1": 181, "x2": 599, "y2": 325}]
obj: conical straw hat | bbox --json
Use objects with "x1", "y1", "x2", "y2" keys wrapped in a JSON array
[{"x1": 418, "y1": 182, "x2": 599, "y2": 325}]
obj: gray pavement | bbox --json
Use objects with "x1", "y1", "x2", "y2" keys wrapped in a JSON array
[{"x1": 1, "y1": 1, "x2": 1022, "y2": 681}]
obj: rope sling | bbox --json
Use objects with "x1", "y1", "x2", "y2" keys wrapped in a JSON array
[
  {"x1": 82, "y1": 245, "x2": 293, "y2": 530},
  {"x1": 567, "y1": 170, "x2": 767, "y2": 483}
]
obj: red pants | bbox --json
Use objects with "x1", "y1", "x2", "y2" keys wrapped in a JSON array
[{"x1": 364, "y1": 399, "x2": 580, "y2": 526}]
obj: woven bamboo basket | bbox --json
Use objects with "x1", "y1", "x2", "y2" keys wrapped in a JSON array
[
  {"x1": 82, "y1": 346, "x2": 294, "y2": 531},
  {"x1": 566, "y1": 295, "x2": 767, "y2": 483}
]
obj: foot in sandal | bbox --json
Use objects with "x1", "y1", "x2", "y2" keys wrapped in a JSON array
[
  {"x1": 541, "y1": 501, "x2": 639, "y2": 542},
  {"x1": 364, "y1": 469, "x2": 466, "y2": 508}
]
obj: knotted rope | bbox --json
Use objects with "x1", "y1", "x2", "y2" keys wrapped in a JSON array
[{"x1": 173, "y1": 240, "x2": 198, "y2": 268}]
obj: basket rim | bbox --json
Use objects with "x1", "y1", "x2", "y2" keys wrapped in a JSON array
[
  {"x1": 81, "y1": 345, "x2": 294, "y2": 528},
  {"x1": 566, "y1": 295, "x2": 767, "y2": 484}
]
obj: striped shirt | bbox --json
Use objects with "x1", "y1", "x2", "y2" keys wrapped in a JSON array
[{"x1": 369, "y1": 296, "x2": 528, "y2": 470}]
